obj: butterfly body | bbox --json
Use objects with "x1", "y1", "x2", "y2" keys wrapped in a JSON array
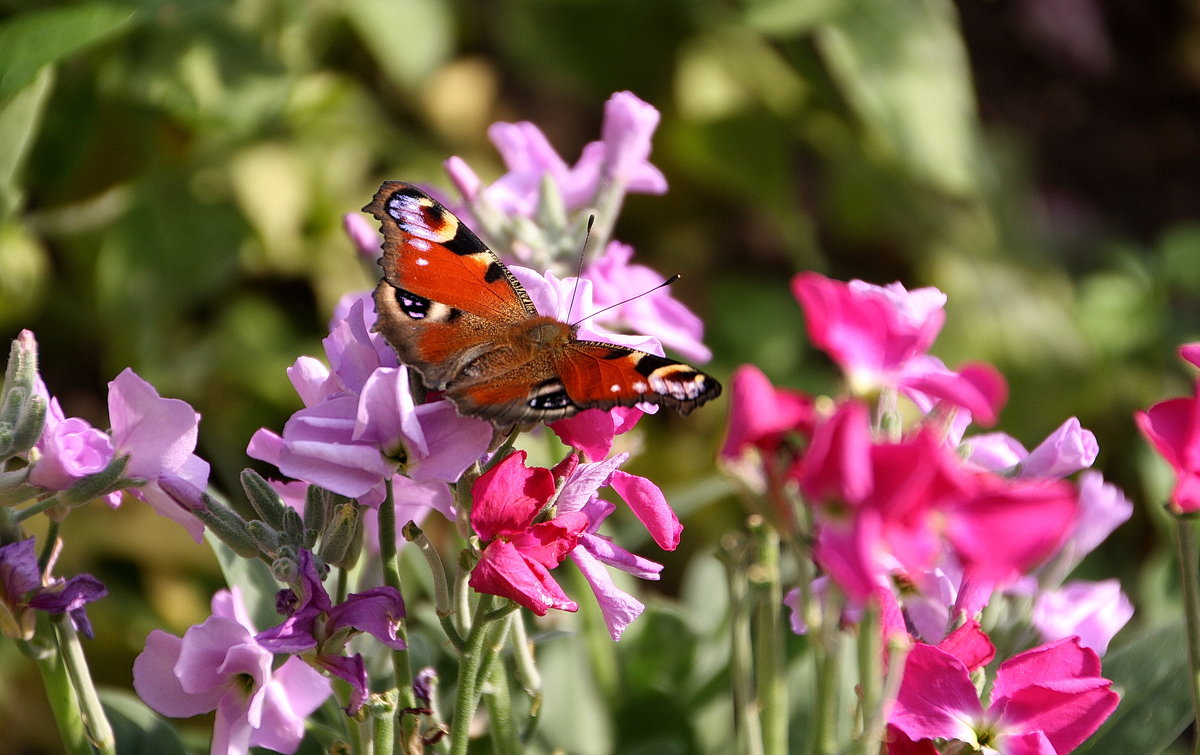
[{"x1": 368, "y1": 181, "x2": 721, "y2": 427}]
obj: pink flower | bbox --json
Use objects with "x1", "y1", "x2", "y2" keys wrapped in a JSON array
[
  {"x1": 966, "y1": 418, "x2": 1099, "y2": 479},
  {"x1": 1135, "y1": 380, "x2": 1200, "y2": 513},
  {"x1": 1033, "y1": 579, "x2": 1133, "y2": 655},
  {"x1": 133, "y1": 589, "x2": 330, "y2": 755},
  {"x1": 792, "y1": 272, "x2": 1006, "y2": 424},
  {"x1": 108, "y1": 369, "x2": 210, "y2": 542},
  {"x1": 28, "y1": 384, "x2": 117, "y2": 504},
  {"x1": 550, "y1": 406, "x2": 643, "y2": 462},
  {"x1": 468, "y1": 451, "x2": 589, "y2": 615},
  {"x1": 584, "y1": 241, "x2": 710, "y2": 363},
  {"x1": 720, "y1": 364, "x2": 814, "y2": 462},
  {"x1": 796, "y1": 407, "x2": 1078, "y2": 601},
  {"x1": 890, "y1": 635, "x2": 1119, "y2": 754}
]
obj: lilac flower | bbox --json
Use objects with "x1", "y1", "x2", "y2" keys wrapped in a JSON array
[
  {"x1": 584, "y1": 241, "x2": 711, "y2": 363},
  {"x1": 133, "y1": 588, "x2": 330, "y2": 755},
  {"x1": 448, "y1": 90, "x2": 667, "y2": 219},
  {"x1": 966, "y1": 417, "x2": 1099, "y2": 479},
  {"x1": 248, "y1": 299, "x2": 491, "y2": 508},
  {"x1": 28, "y1": 382, "x2": 119, "y2": 506},
  {"x1": 343, "y1": 213, "x2": 381, "y2": 261},
  {"x1": 1033, "y1": 579, "x2": 1133, "y2": 655},
  {"x1": 107, "y1": 369, "x2": 210, "y2": 542},
  {"x1": 0, "y1": 538, "x2": 107, "y2": 640}
]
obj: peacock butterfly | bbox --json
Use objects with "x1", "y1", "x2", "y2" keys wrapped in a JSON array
[{"x1": 366, "y1": 181, "x2": 721, "y2": 428}]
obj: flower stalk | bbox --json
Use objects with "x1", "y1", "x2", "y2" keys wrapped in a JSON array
[{"x1": 1176, "y1": 514, "x2": 1200, "y2": 755}]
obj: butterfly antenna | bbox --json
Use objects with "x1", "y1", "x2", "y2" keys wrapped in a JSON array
[
  {"x1": 565, "y1": 215, "x2": 595, "y2": 321},
  {"x1": 571, "y1": 274, "x2": 681, "y2": 327}
]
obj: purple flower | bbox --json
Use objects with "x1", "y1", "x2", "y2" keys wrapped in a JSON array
[
  {"x1": 28, "y1": 382, "x2": 119, "y2": 505},
  {"x1": 256, "y1": 551, "x2": 406, "y2": 712},
  {"x1": 966, "y1": 418, "x2": 1099, "y2": 479},
  {"x1": 584, "y1": 241, "x2": 711, "y2": 363},
  {"x1": 248, "y1": 299, "x2": 492, "y2": 508},
  {"x1": 107, "y1": 369, "x2": 210, "y2": 542},
  {"x1": 1033, "y1": 579, "x2": 1133, "y2": 655},
  {"x1": 133, "y1": 588, "x2": 331, "y2": 755},
  {"x1": 0, "y1": 538, "x2": 107, "y2": 640},
  {"x1": 598, "y1": 90, "x2": 668, "y2": 194},
  {"x1": 448, "y1": 90, "x2": 667, "y2": 219}
]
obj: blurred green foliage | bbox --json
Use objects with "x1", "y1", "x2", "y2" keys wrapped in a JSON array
[{"x1": 2, "y1": 0, "x2": 1199, "y2": 751}]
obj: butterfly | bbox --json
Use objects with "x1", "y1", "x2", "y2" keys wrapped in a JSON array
[{"x1": 366, "y1": 181, "x2": 722, "y2": 428}]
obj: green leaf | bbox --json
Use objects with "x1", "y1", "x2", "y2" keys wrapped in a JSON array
[
  {"x1": 0, "y1": 4, "x2": 136, "y2": 106},
  {"x1": 342, "y1": 0, "x2": 451, "y2": 89},
  {"x1": 815, "y1": 0, "x2": 981, "y2": 196},
  {"x1": 99, "y1": 688, "x2": 187, "y2": 755},
  {"x1": 1076, "y1": 623, "x2": 1192, "y2": 753},
  {"x1": 207, "y1": 532, "x2": 281, "y2": 632},
  {"x1": 0, "y1": 66, "x2": 54, "y2": 219}
]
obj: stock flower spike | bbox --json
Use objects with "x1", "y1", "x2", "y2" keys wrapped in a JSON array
[
  {"x1": 107, "y1": 369, "x2": 210, "y2": 542},
  {"x1": 469, "y1": 450, "x2": 589, "y2": 615},
  {"x1": 133, "y1": 588, "x2": 330, "y2": 755},
  {"x1": 0, "y1": 538, "x2": 107, "y2": 640},
  {"x1": 890, "y1": 634, "x2": 1119, "y2": 754}
]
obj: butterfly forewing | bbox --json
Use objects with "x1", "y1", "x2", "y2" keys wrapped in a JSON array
[{"x1": 366, "y1": 182, "x2": 536, "y2": 322}]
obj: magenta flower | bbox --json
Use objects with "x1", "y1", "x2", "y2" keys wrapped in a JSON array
[
  {"x1": 28, "y1": 382, "x2": 119, "y2": 505},
  {"x1": 0, "y1": 538, "x2": 107, "y2": 640},
  {"x1": 468, "y1": 451, "x2": 589, "y2": 615},
  {"x1": 1135, "y1": 379, "x2": 1200, "y2": 513},
  {"x1": 792, "y1": 272, "x2": 1006, "y2": 424},
  {"x1": 1033, "y1": 579, "x2": 1132, "y2": 655},
  {"x1": 550, "y1": 406, "x2": 643, "y2": 462},
  {"x1": 108, "y1": 368, "x2": 210, "y2": 542},
  {"x1": 890, "y1": 635, "x2": 1119, "y2": 754},
  {"x1": 550, "y1": 452, "x2": 674, "y2": 639},
  {"x1": 133, "y1": 589, "x2": 330, "y2": 755},
  {"x1": 720, "y1": 364, "x2": 814, "y2": 462},
  {"x1": 796, "y1": 405, "x2": 1078, "y2": 601}
]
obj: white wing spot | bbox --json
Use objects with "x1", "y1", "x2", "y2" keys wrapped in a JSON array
[
  {"x1": 410, "y1": 238, "x2": 432, "y2": 251},
  {"x1": 415, "y1": 257, "x2": 429, "y2": 266},
  {"x1": 610, "y1": 384, "x2": 621, "y2": 393},
  {"x1": 632, "y1": 381, "x2": 648, "y2": 393}
]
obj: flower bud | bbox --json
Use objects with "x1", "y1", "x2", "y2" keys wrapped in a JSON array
[
  {"x1": 0, "y1": 331, "x2": 47, "y2": 459},
  {"x1": 58, "y1": 454, "x2": 131, "y2": 508},
  {"x1": 247, "y1": 520, "x2": 282, "y2": 554},
  {"x1": 240, "y1": 469, "x2": 287, "y2": 531},
  {"x1": 187, "y1": 491, "x2": 258, "y2": 558},
  {"x1": 319, "y1": 503, "x2": 361, "y2": 569}
]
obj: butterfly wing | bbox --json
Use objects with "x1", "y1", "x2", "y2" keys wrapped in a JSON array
[
  {"x1": 445, "y1": 339, "x2": 722, "y2": 427},
  {"x1": 367, "y1": 182, "x2": 536, "y2": 389}
]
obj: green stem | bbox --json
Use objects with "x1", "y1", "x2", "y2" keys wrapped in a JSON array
[
  {"x1": 750, "y1": 519, "x2": 786, "y2": 755},
  {"x1": 378, "y1": 479, "x2": 415, "y2": 750},
  {"x1": 1175, "y1": 515, "x2": 1200, "y2": 755},
  {"x1": 450, "y1": 595, "x2": 495, "y2": 755},
  {"x1": 54, "y1": 615, "x2": 114, "y2": 754},
  {"x1": 482, "y1": 616, "x2": 518, "y2": 755},
  {"x1": 854, "y1": 606, "x2": 881, "y2": 754},
  {"x1": 373, "y1": 688, "x2": 398, "y2": 755},
  {"x1": 21, "y1": 624, "x2": 91, "y2": 755},
  {"x1": 720, "y1": 533, "x2": 764, "y2": 755},
  {"x1": 811, "y1": 588, "x2": 844, "y2": 755}
]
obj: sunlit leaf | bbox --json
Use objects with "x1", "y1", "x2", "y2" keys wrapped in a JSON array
[
  {"x1": 343, "y1": 0, "x2": 452, "y2": 89},
  {"x1": 815, "y1": 0, "x2": 980, "y2": 196},
  {"x1": 0, "y1": 4, "x2": 136, "y2": 106},
  {"x1": 99, "y1": 689, "x2": 187, "y2": 755},
  {"x1": 0, "y1": 66, "x2": 54, "y2": 219}
]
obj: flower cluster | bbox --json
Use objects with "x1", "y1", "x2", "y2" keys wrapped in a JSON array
[{"x1": 723, "y1": 272, "x2": 1131, "y2": 752}]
